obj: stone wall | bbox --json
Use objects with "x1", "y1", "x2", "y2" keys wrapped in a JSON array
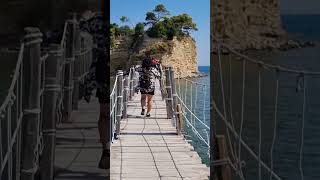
[{"x1": 212, "y1": 0, "x2": 286, "y2": 50}]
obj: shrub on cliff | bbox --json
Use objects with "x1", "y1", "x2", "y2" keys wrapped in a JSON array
[{"x1": 145, "y1": 5, "x2": 197, "y2": 39}]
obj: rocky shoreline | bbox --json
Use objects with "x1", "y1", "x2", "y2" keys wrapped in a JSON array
[{"x1": 212, "y1": 39, "x2": 318, "y2": 55}]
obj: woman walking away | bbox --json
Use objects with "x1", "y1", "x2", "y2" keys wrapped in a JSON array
[
  {"x1": 79, "y1": 11, "x2": 109, "y2": 170},
  {"x1": 139, "y1": 57, "x2": 161, "y2": 117}
]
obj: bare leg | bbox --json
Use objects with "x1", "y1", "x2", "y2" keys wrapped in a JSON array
[
  {"x1": 98, "y1": 103, "x2": 108, "y2": 150},
  {"x1": 98, "y1": 102, "x2": 110, "y2": 169},
  {"x1": 146, "y1": 95, "x2": 153, "y2": 114},
  {"x1": 141, "y1": 94, "x2": 147, "y2": 109}
]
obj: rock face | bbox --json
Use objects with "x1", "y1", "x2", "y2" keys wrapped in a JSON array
[
  {"x1": 212, "y1": 0, "x2": 286, "y2": 50},
  {"x1": 161, "y1": 37, "x2": 198, "y2": 78},
  {"x1": 112, "y1": 35, "x2": 199, "y2": 78},
  {"x1": 110, "y1": 36, "x2": 132, "y2": 74}
]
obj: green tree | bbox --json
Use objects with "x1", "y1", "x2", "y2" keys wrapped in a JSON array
[
  {"x1": 145, "y1": 12, "x2": 157, "y2": 26},
  {"x1": 147, "y1": 22, "x2": 167, "y2": 38},
  {"x1": 134, "y1": 22, "x2": 145, "y2": 36},
  {"x1": 120, "y1": 16, "x2": 129, "y2": 23},
  {"x1": 171, "y1": 14, "x2": 198, "y2": 35},
  {"x1": 153, "y1": 4, "x2": 170, "y2": 20},
  {"x1": 118, "y1": 25, "x2": 133, "y2": 36},
  {"x1": 110, "y1": 23, "x2": 119, "y2": 48}
]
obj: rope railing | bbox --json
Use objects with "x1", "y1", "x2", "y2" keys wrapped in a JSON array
[
  {"x1": 212, "y1": 34, "x2": 317, "y2": 179},
  {"x1": 0, "y1": 13, "x2": 94, "y2": 180},
  {"x1": 110, "y1": 67, "x2": 139, "y2": 144},
  {"x1": 161, "y1": 66, "x2": 211, "y2": 158}
]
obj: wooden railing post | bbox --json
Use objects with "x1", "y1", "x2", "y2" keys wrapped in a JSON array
[
  {"x1": 159, "y1": 65, "x2": 165, "y2": 100},
  {"x1": 165, "y1": 67, "x2": 174, "y2": 120},
  {"x1": 169, "y1": 67, "x2": 177, "y2": 127},
  {"x1": 129, "y1": 67, "x2": 134, "y2": 100},
  {"x1": 72, "y1": 15, "x2": 81, "y2": 110},
  {"x1": 115, "y1": 70, "x2": 123, "y2": 139},
  {"x1": 216, "y1": 135, "x2": 232, "y2": 180},
  {"x1": 62, "y1": 13, "x2": 76, "y2": 123},
  {"x1": 176, "y1": 104, "x2": 184, "y2": 135},
  {"x1": 21, "y1": 27, "x2": 43, "y2": 180},
  {"x1": 39, "y1": 44, "x2": 61, "y2": 180},
  {"x1": 122, "y1": 76, "x2": 129, "y2": 119}
]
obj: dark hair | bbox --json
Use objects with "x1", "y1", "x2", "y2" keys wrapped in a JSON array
[{"x1": 142, "y1": 58, "x2": 153, "y2": 69}]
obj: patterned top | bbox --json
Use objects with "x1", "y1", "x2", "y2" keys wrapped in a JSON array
[
  {"x1": 79, "y1": 12, "x2": 107, "y2": 103},
  {"x1": 138, "y1": 67, "x2": 161, "y2": 93}
]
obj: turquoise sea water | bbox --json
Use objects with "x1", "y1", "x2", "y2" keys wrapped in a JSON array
[
  {"x1": 176, "y1": 66, "x2": 210, "y2": 166},
  {"x1": 214, "y1": 15, "x2": 320, "y2": 179}
]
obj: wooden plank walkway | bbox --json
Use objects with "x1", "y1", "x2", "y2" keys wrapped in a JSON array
[
  {"x1": 54, "y1": 97, "x2": 108, "y2": 180},
  {"x1": 110, "y1": 82, "x2": 210, "y2": 180}
]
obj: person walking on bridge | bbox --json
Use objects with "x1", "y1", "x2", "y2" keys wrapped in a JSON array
[
  {"x1": 79, "y1": 10, "x2": 109, "y2": 170},
  {"x1": 138, "y1": 56, "x2": 161, "y2": 117}
]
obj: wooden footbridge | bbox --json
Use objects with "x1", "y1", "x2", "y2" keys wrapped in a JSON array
[
  {"x1": 110, "y1": 69, "x2": 210, "y2": 179},
  {"x1": 0, "y1": 14, "x2": 209, "y2": 180}
]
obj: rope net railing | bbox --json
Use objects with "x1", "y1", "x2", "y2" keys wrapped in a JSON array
[
  {"x1": 213, "y1": 36, "x2": 320, "y2": 180},
  {"x1": 110, "y1": 67, "x2": 139, "y2": 143},
  {"x1": 0, "y1": 15, "x2": 94, "y2": 179},
  {"x1": 110, "y1": 75, "x2": 119, "y2": 143},
  {"x1": 161, "y1": 65, "x2": 210, "y2": 160}
]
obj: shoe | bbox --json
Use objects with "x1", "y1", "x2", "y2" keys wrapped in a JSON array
[
  {"x1": 146, "y1": 113, "x2": 151, "y2": 117},
  {"x1": 141, "y1": 109, "x2": 145, "y2": 115},
  {"x1": 98, "y1": 149, "x2": 110, "y2": 169}
]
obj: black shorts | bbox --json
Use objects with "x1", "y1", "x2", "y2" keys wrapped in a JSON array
[{"x1": 140, "y1": 90, "x2": 155, "y2": 95}]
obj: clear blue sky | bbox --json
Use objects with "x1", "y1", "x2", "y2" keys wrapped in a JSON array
[{"x1": 111, "y1": 0, "x2": 210, "y2": 66}]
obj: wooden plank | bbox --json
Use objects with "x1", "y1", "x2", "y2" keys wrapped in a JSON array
[
  {"x1": 111, "y1": 81, "x2": 209, "y2": 180},
  {"x1": 54, "y1": 97, "x2": 108, "y2": 179}
]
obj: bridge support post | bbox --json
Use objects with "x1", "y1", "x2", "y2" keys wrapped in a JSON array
[
  {"x1": 20, "y1": 27, "x2": 43, "y2": 180},
  {"x1": 122, "y1": 76, "x2": 129, "y2": 119},
  {"x1": 39, "y1": 44, "x2": 61, "y2": 180},
  {"x1": 62, "y1": 13, "x2": 76, "y2": 123},
  {"x1": 115, "y1": 70, "x2": 123, "y2": 138},
  {"x1": 129, "y1": 67, "x2": 134, "y2": 100},
  {"x1": 165, "y1": 67, "x2": 174, "y2": 120},
  {"x1": 169, "y1": 67, "x2": 177, "y2": 127},
  {"x1": 216, "y1": 135, "x2": 232, "y2": 180},
  {"x1": 72, "y1": 15, "x2": 81, "y2": 110},
  {"x1": 176, "y1": 104, "x2": 184, "y2": 135}
]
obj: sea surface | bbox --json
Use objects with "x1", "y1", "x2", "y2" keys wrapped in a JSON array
[
  {"x1": 176, "y1": 66, "x2": 210, "y2": 166},
  {"x1": 214, "y1": 15, "x2": 320, "y2": 179}
]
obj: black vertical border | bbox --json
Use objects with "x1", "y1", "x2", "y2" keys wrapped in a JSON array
[
  {"x1": 101, "y1": 0, "x2": 111, "y2": 179},
  {"x1": 210, "y1": 0, "x2": 216, "y2": 179}
]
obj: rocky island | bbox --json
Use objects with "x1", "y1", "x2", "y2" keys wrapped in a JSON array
[
  {"x1": 111, "y1": 4, "x2": 201, "y2": 78},
  {"x1": 211, "y1": 0, "x2": 316, "y2": 52}
]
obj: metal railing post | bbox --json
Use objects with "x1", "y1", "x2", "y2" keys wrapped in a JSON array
[
  {"x1": 20, "y1": 27, "x2": 43, "y2": 180},
  {"x1": 39, "y1": 44, "x2": 60, "y2": 180},
  {"x1": 115, "y1": 70, "x2": 123, "y2": 138},
  {"x1": 165, "y1": 67, "x2": 174, "y2": 120},
  {"x1": 122, "y1": 76, "x2": 129, "y2": 119}
]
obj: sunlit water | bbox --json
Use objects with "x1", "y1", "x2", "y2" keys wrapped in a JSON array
[
  {"x1": 214, "y1": 15, "x2": 320, "y2": 179},
  {"x1": 176, "y1": 66, "x2": 210, "y2": 166}
]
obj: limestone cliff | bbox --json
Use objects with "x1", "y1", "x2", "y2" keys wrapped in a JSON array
[
  {"x1": 112, "y1": 35, "x2": 199, "y2": 78},
  {"x1": 161, "y1": 37, "x2": 198, "y2": 78},
  {"x1": 212, "y1": 0, "x2": 287, "y2": 50}
]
